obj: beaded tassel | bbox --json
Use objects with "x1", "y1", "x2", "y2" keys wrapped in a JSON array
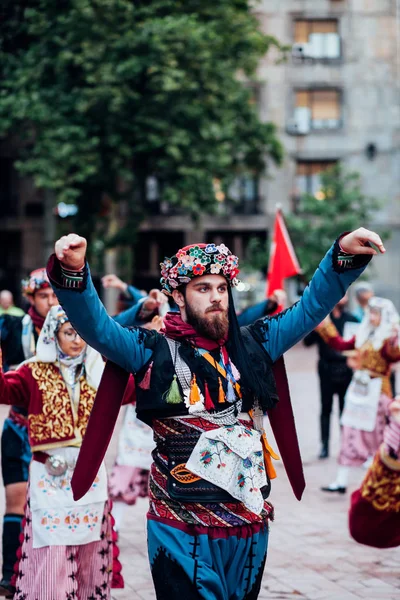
[
  {"x1": 138, "y1": 361, "x2": 153, "y2": 390},
  {"x1": 165, "y1": 375, "x2": 182, "y2": 404},
  {"x1": 226, "y1": 380, "x2": 236, "y2": 403},
  {"x1": 217, "y1": 377, "x2": 225, "y2": 404},
  {"x1": 204, "y1": 382, "x2": 215, "y2": 411}
]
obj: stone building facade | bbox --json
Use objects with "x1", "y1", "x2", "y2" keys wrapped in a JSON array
[
  {"x1": 1, "y1": 0, "x2": 398, "y2": 303},
  {"x1": 254, "y1": 0, "x2": 400, "y2": 303}
]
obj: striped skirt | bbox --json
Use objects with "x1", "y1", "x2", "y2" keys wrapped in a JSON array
[{"x1": 14, "y1": 499, "x2": 120, "y2": 599}]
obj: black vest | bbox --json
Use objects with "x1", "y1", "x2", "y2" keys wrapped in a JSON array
[{"x1": 135, "y1": 326, "x2": 279, "y2": 426}]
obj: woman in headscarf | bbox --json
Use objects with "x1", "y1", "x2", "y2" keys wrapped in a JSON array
[
  {"x1": 317, "y1": 297, "x2": 400, "y2": 493},
  {"x1": 0, "y1": 305, "x2": 123, "y2": 599}
]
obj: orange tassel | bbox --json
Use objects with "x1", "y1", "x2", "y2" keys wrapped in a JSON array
[
  {"x1": 261, "y1": 432, "x2": 279, "y2": 480},
  {"x1": 189, "y1": 374, "x2": 201, "y2": 405},
  {"x1": 204, "y1": 382, "x2": 215, "y2": 411},
  {"x1": 217, "y1": 377, "x2": 225, "y2": 404}
]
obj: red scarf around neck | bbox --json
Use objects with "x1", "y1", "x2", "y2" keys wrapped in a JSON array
[
  {"x1": 161, "y1": 311, "x2": 227, "y2": 352},
  {"x1": 28, "y1": 306, "x2": 45, "y2": 331}
]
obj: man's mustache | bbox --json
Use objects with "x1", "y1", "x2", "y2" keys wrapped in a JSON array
[{"x1": 205, "y1": 305, "x2": 226, "y2": 314}]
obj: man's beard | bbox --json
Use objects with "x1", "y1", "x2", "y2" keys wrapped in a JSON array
[{"x1": 185, "y1": 301, "x2": 229, "y2": 341}]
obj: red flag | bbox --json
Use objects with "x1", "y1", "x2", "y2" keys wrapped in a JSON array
[{"x1": 266, "y1": 209, "x2": 301, "y2": 298}]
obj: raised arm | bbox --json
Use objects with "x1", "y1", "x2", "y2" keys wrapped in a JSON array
[
  {"x1": 47, "y1": 235, "x2": 154, "y2": 373},
  {"x1": 314, "y1": 318, "x2": 356, "y2": 352},
  {"x1": 251, "y1": 229, "x2": 385, "y2": 363},
  {"x1": 112, "y1": 297, "x2": 146, "y2": 327}
]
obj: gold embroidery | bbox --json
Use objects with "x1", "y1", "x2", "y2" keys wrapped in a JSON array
[
  {"x1": 77, "y1": 378, "x2": 96, "y2": 439},
  {"x1": 361, "y1": 454, "x2": 400, "y2": 513},
  {"x1": 28, "y1": 362, "x2": 96, "y2": 446},
  {"x1": 315, "y1": 321, "x2": 339, "y2": 343},
  {"x1": 359, "y1": 342, "x2": 393, "y2": 397}
]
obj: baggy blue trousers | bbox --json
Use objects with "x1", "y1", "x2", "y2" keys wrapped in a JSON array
[{"x1": 147, "y1": 520, "x2": 269, "y2": 600}]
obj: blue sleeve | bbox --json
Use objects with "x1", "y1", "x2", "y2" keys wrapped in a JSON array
[
  {"x1": 255, "y1": 245, "x2": 370, "y2": 363},
  {"x1": 113, "y1": 298, "x2": 145, "y2": 327},
  {"x1": 126, "y1": 285, "x2": 146, "y2": 305},
  {"x1": 51, "y1": 266, "x2": 153, "y2": 373},
  {"x1": 237, "y1": 300, "x2": 269, "y2": 327}
]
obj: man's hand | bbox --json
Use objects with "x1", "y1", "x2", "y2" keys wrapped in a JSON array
[
  {"x1": 143, "y1": 315, "x2": 164, "y2": 332},
  {"x1": 143, "y1": 289, "x2": 168, "y2": 312},
  {"x1": 101, "y1": 274, "x2": 128, "y2": 293},
  {"x1": 270, "y1": 289, "x2": 287, "y2": 308},
  {"x1": 340, "y1": 228, "x2": 385, "y2": 255},
  {"x1": 55, "y1": 234, "x2": 87, "y2": 270}
]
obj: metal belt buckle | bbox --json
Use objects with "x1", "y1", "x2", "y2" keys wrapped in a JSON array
[{"x1": 45, "y1": 455, "x2": 68, "y2": 477}]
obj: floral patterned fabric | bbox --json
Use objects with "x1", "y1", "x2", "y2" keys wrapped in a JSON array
[
  {"x1": 148, "y1": 417, "x2": 274, "y2": 529},
  {"x1": 186, "y1": 425, "x2": 268, "y2": 514},
  {"x1": 30, "y1": 447, "x2": 108, "y2": 548},
  {"x1": 160, "y1": 243, "x2": 240, "y2": 295}
]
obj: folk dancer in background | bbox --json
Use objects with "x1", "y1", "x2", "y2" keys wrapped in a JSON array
[
  {"x1": 319, "y1": 297, "x2": 400, "y2": 494},
  {"x1": 304, "y1": 295, "x2": 359, "y2": 459},
  {"x1": 0, "y1": 269, "x2": 57, "y2": 597},
  {"x1": 0, "y1": 306, "x2": 124, "y2": 599}
]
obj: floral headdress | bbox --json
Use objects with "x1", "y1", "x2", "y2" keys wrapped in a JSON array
[
  {"x1": 160, "y1": 243, "x2": 240, "y2": 295},
  {"x1": 21, "y1": 268, "x2": 50, "y2": 297}
]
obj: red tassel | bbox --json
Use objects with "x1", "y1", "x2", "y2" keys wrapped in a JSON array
[
  {"x1": 139, "y1": 361, "x2": 153, "y2": 390},
  {"x1": 204, "y1": 382, "x2": 215, "y2": 411}
]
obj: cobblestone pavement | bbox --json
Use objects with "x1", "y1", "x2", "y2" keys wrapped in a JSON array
[{"x1": 1, "y1": 344, "x2": 399, "y2": 599}]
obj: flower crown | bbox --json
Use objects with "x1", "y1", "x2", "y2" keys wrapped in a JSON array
[
  {"x1": 160, "y1": 243, "x2": 240, "y2": 295},
  {"x1": 21, "y1": 268, "x2": 50, "y2": 297}
]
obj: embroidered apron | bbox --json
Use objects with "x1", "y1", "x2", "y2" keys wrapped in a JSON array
[
  {"x1": 30, "y1": 446, "x2": 108, "y2": 548},
  {"x1": 340, "y1": 370, "x2": 382, "y2": 432}
]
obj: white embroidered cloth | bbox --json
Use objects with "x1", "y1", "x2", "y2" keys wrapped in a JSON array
[
  {"x1": 30, "y1": 447, "x2": 108, "y2": 548},
  {"x1": 116, "y1": 404, "x2": 155, "y2": 470},
  {"x1": 186, "y1": 424, "x2": 267, "y2": 515}
]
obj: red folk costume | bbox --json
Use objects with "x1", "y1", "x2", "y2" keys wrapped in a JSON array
[
  {"x1": 349, "y1": 409, "x2": 400, "y2": 548},
  {"x1": 0, "y1": 306, "x2": 124, "y2": 600},
  {"x1": 317, "y1": 297, "x2": 400, "y2": 492}
]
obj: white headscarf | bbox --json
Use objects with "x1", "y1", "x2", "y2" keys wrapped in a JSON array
[
  {"x1": 30, "y1": 305, "x2": 104, "y2": 390},
  {"x1": 355, "y1": 297, "x2": 400, "y2": 351}
]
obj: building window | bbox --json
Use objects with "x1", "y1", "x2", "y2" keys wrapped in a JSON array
[
  {"x1": 292, "y1": 19, "x2": 341, "y2": 61},
  {"x1": 295, "y1": 161, "x2": 337, "y2": 200},
  {"x1": 228, "y1": 174, "x2": 260, "y2": 214},
  {"x1": 288, "y1": 89, "x2": 342, "y2": 134}
]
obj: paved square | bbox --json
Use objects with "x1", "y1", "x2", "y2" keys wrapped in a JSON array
[{"x1": 1, "y1": 344, "x2": 399, "y2": 599}]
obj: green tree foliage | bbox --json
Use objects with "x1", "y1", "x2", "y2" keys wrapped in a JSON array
[
  {"x1": 286, "y1": 165, "x2": 388, "y2": 281},
  {"x1": 0, "y1": 0, "x2": 284, "y2": 242}
]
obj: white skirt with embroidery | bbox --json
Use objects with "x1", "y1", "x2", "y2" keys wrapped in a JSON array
[{"x1": 29, "y1": 446, "x2": 108, "y2": 548}]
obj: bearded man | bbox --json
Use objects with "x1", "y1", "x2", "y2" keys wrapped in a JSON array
[{"x1": 47, "y1": 228, "x2": 384, "y2": 600}]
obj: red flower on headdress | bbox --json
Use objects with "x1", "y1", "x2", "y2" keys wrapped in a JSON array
[
  {"x1": 192, "y1": 263, "x2": 206, "y2": 276},
  {"x1": 176, "y1": 249, "x2": 187, "y2": 260}
]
